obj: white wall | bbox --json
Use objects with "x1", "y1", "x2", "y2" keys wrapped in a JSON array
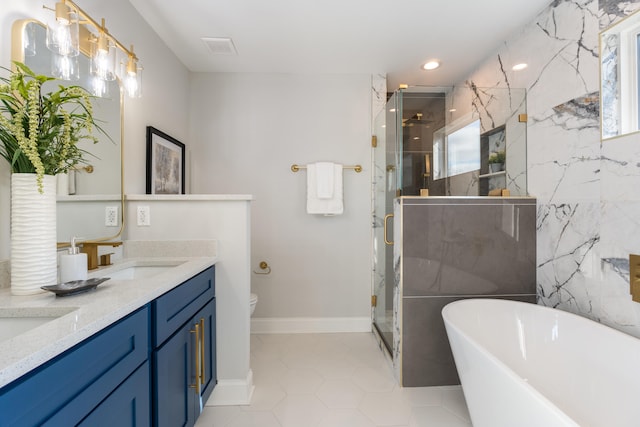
[
  {"x1": 2, "y1": 1, "x2": 372, "y2": 330},
  {"x1": 77, "y1": 0, "x2": 191, "y2": 195},
  {"x1": 0, "y1": 0, "x2": 191, "y2": 259},
  {"x1": 189, "y1": 73, "x2": 373, "y2": 328},
  {"x1": 124, "y1": 195, "x2": 253, "y2": 404}
]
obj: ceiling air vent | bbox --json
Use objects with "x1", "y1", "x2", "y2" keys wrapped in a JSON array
[{"x1": 201, "y1": 37, "x2": 238, "y2": 55}]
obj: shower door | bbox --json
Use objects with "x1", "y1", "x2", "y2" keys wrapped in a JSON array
[
  {"x1": 372, "y1": 89, "x2": 448, "y2": 353},
  {"x1": 372, "y1": 93, "x2": 401, "y2": 353}
]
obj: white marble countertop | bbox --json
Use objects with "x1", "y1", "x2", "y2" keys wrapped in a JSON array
[{"x1": 0, "y1": 256, "x2": 217, "y2": 388}]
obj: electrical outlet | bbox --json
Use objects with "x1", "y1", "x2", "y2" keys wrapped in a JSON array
[
  {"x1": 105, "y1": 206, "x2": 118, "y2": 227},
  {"x1": 137, "y1": 206, "x2": 150, "y2": 226}
]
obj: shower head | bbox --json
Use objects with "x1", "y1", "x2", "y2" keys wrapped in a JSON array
[{"x1": 402, "y1": 112, "x2": 434, "y2": 127}]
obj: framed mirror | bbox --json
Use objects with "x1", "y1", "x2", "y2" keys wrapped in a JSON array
[
  {"x1": 11, "y1": 19, "x2": 124, "y2": 243},
  {"x1": 600, "y1": 9, "x2": 640, "y2": 140}
]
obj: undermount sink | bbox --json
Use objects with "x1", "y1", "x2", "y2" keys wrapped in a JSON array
[
  {"x1": 101, "y1": 261, "x2": 186, "y2": 280},
  {"x1": 0, "y1": 307, "x2": 77, "y2": 343}
]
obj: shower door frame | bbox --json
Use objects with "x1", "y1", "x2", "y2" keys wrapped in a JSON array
[{"x1": 372, "y1": 92, "x2": 402, "y2": 354}]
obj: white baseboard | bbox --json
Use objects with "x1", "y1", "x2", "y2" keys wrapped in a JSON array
[
  {"x1": 205, "y1": 369, "x2": 254, "y2": 406},
  {"x1": 251, "y1": 316, "x2": 371, "y2": 334}
]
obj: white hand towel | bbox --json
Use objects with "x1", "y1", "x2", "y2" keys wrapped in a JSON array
[
  {"x1": 307, "y1": 163, "x2": 344, "y2": 215},
  {"x1": 315, "y1": 162, "x2": 335, "y2": 199}
]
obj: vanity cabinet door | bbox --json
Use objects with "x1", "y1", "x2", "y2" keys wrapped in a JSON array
[
  {"x1": 153, "y1": 299, "x2": 216, "y2": 426},
  {"x1": 152, "y1": 265, "x2": 217, "y2": 426},
  {"x1": 153, "y1": 320, "x2": 197, "y2": 427},
  {"x1": 78, "y1": 361, "x2": 151, "y2": 427},
  {"x1": 197, "y1": 298, "x2": 216, "y2": 404}
]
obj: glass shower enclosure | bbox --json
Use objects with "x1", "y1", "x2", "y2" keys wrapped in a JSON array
[
  {"x1": 372, "y1": 86, "x2": 527, "y2": 354},
  {"x1": 372, "y1": 89, "x2": 448, "y2": 351}
]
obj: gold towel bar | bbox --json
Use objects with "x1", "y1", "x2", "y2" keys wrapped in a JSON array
[{"x1": 291, "y1": 164, "x2": 362, "y2": 173}]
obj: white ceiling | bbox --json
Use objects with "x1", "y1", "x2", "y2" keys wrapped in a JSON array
[{"x1": 129, "y1": 0, "x2": 552, "y2": 90}]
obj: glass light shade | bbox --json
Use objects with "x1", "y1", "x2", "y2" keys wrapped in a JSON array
[
  {"x1": 124, "y1": 63, "x2": 142, "y2": 98},
  {"x1": 90, "y1": 76, "x2": 110, "y2": 98},
  {"x1": 45, "y1": 5, "x2": 79, "y2": 57},
  {"x1": 51, "y1": 53, "x2": 79, "y2": 81},
  {"x1": 90, "y1": 35, "x2": 116, "y2": 81}
]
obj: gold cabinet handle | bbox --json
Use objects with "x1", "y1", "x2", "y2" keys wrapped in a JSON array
[
  {"x1": 189, "y1": 323, "x2": 201, "y2": 394},
  {"x1": 384, "y1": 213, "x2": 394, "y2": 245},
  {"x1": 199, "y1": 318, "x2": 205, "y2": 386}
]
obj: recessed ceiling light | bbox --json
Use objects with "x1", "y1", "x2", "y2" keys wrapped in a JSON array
[
  {"x1": 422, "y1": 61, "x2": 440, "y2": 71},
  {"x1": 413, "y1": 137, "x2": 420, "y2": 140},
  {"x1": 512, "y1": 63, "x2": 528, "y2": 71},
  {"x1": 449, "y1": 108, "x2": 457, "y2": 113}
]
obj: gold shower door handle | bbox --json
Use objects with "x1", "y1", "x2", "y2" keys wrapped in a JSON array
[{"x1": 384, "y1": 214, "x2": 394, "y2": 245}]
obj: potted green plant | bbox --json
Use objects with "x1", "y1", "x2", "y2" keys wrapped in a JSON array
[
  {"x1": 0, "y1": 62, "x2": 103, "y2": 192},
  {"x1": 488, "y1": 150, "x2": 505, "y2": 173},
  {"x1": 0, "y1": 62, "x2": 105, "y2": 295}
]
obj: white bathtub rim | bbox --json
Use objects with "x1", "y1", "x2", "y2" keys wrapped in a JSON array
[
  {"x1": 444, "y1": 298, "x2": 640, "y2": 354},
  {"x1": 442, "y1": 299, "x2": 581, "y2": 426}
]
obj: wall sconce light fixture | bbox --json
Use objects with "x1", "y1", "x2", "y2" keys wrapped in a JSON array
[
  {"x1": 45, "y1": 0, "x2": 79, "y2": 57},
  {"x1": 89, "y1": 19, "x2": 116, "y2": 82},
  {"x1": 43, "y1": 0, "x2": 142, "y2": 97}
]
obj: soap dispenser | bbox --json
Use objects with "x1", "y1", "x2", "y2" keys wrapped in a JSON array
[{"x1": 59, "y1": 237, "x2": 88, "y2": 283}]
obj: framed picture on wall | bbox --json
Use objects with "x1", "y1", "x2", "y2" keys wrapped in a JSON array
[{"x1": 146, "y1": 126, "x2": 185, "y2": 194}]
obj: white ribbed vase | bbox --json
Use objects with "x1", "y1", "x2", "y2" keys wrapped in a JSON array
[{"x1": 11, "y1": 173, "x2": 57, "y2": 295}]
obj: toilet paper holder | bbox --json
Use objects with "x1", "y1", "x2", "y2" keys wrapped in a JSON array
[{"x1": 253, "y1": 261, "x2": 271, "y2": 275}]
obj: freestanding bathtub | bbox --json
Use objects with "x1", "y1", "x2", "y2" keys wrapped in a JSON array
[{"x1": 442, "y1": 298, "x2": 640, "y2": 427}]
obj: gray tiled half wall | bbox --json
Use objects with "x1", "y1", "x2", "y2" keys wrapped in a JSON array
[{"x1": 399, "y1": 197, "x2": 536, "y2": 386}]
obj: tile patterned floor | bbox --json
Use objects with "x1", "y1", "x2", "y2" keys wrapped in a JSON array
[{"x1": 196, "y1": 333, "x2": 472, "y2": 427}]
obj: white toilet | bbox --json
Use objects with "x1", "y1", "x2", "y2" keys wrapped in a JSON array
[{"x1": 250, "y1": 293, "x2": 258, "y2": 316}]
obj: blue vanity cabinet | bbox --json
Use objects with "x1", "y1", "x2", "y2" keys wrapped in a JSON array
[
  {"x1": 78, "y1": 360, "x2": 151, "y2": 426},
  {"x1": 0, "y1": 306, "x2": 150, "y2": 427},
  {"x1": 154, "y1": 318, "x2": 197, "y2": 427},
  {"x1": 152, "y1": 266, "x2": 216, "y2": 427}
]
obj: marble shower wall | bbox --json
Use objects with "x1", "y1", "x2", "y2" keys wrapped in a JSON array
[
  {"x1": 371, "y1": 74, "x2": 388, "y2": 333},
  {"x1": 458, "y1": 0, "x2": 640, "y2": 337}
]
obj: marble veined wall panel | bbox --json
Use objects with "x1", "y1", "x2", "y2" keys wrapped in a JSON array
[
  {"x1": 536, "y1": 202, "x2": 601, "y2": 316},
  {"x1": 455, "y1": 0, "x2": 640, "y2": 338},
  {"x1": 598, "y1": 202, "x2": 640, "y2": 335},
  {"x1": 528, "y1": 94, "x2": 601, "y2": 201},
  {"x1": 600, "y1": 0, "x2": 640, "y2": 28}
]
